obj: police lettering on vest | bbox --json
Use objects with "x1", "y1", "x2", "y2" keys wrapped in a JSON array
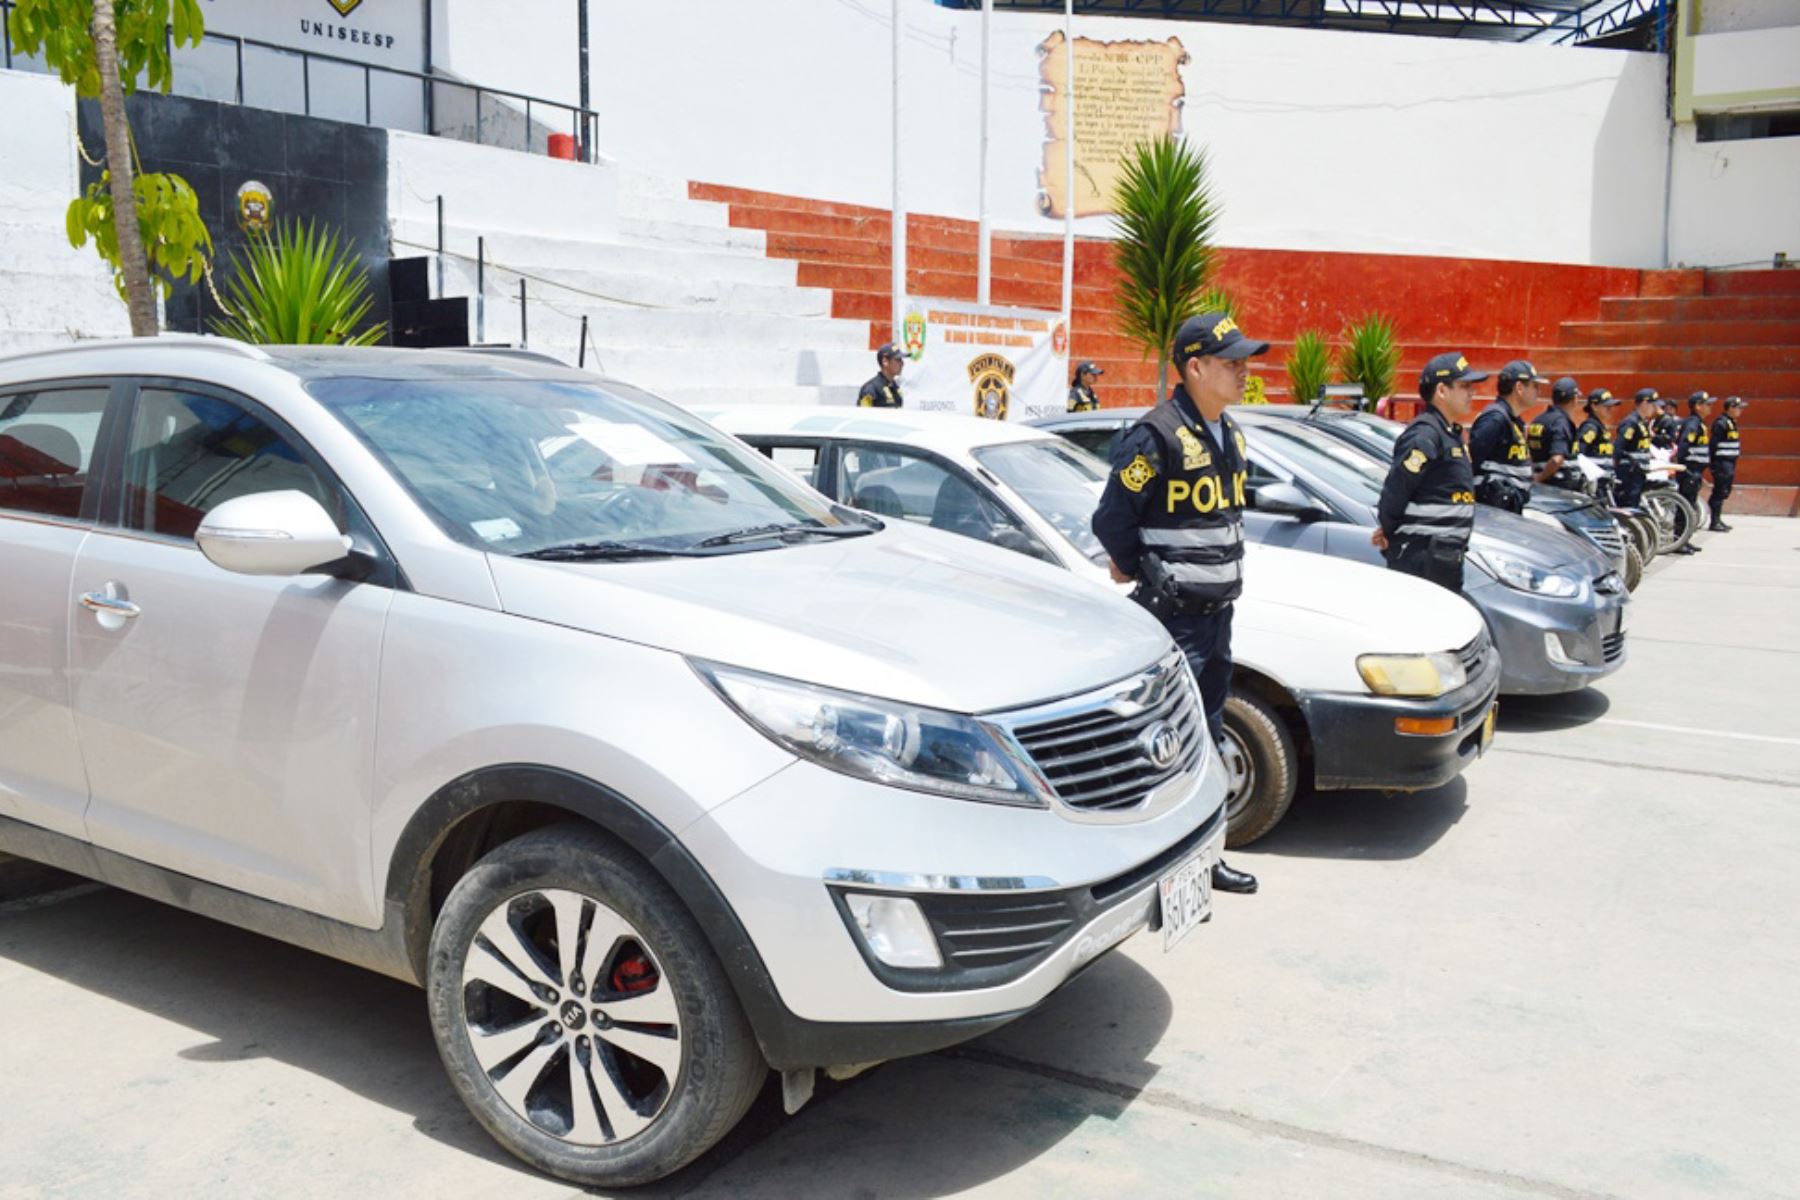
[
  {"x1": 1380, "y1": 407, "x2": 1476, "y2": 546},
  {"x1": 1091, "y1": 393, "x2": 1247, "y2": 611},
  {"x1": 1527, "y1": 405, "x2": 1576, "y2": 465},
  {"x1": 1468, "y1": 401, "x2": 1532, "y2": 507}
]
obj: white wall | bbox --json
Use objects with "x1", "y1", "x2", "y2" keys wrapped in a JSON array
[
  {"x1": 589, "y1": 0, "x2": 1670, "y2": 267},
  {"x1": 386, "y1": 129, "x2": 618, "y2": 243},
  {"x1": 1668, "y1": 123, "x2": 1800, "y2": 268},
  {"x1": 1690, "y1": 25, "x2": 1800, "y2": 101}
]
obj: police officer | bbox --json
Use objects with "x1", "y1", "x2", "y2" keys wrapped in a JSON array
[
  {"x1": 1372, "y1": 352, "x2": 1482, "y2": 592},
  {"x1": 1613, "y1": 388, "x2": 1660, "y2": 507},
  {"x1": 1092, "y1": 312, "x2": 1264, "y2": 896},
  {"x1": 1709, "y1": 395, "x2": 1746, "y2": 531},
  {"x1": 1527, "y1": 376, "x2": 1582, "y2": 486},
  {"x1": 1652, "y1": 395, "x2": 1682, "y2": 450},
  {"x1": 1068, "y1": 362, "x2": 1104, "y2": 412},
  {"x1": 857, "y1": 344, "x2": 905, "y2": 408},
  {"x1": 1575, "y1": 388, "x2": 1620, "y2": 467},
  {"x1": 1468, "y1": 360, "x2": 1543, "y2": 512},
  {"x1": 1675, "y1": 390, "x2": 1716, "y2": 511}
]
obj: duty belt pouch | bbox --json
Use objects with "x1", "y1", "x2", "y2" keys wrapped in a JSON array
[
  {"x1": 1426, "y1": 537, "x2": 1466, "y2": 574},
  {"x1": 1138, "y1": 552, "x2": 1224, "y2": 618}
]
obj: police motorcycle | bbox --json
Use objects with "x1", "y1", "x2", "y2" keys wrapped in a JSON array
[
  {"x1": 1524, "y1": 456, "x2": 1647, "y2": 592},
  {"x1": 1635, "y1": 446, "x2": 1702, "y2": 556}
]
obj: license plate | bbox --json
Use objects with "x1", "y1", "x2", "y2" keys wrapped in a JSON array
[
  {"x1": 1480, "y1": 704, "x2": 1497, "y2": 752},
  {"x1": 1159, "y1": 842, "x2": 1218, "y2": 953}
]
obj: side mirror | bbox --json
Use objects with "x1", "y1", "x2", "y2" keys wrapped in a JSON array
[
  {"x1": 1254, "y1": 481, "x2": 1326, "y2": 520},
  {"x1": 196, "y1": 490, "x2": 353, "y2": 577}
]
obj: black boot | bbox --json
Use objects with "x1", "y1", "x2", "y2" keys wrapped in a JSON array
[
  {"x1": 1709, "y1": 513, "x2": 1732, "y2": 532},
  {"x1": 1211, "y1": 859, "x2": 1257, "y2": 894}
]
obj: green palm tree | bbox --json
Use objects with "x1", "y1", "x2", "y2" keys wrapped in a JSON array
[
  {"x1": 1285, "y1": 330, "x2": 1335, "y2": 406},
  {"x1": 1341, "y1": 314, "x2": 1401, "y2": 410},
  {"x1": 1111, "y1": 136, "x2": 1220, "y2": 399},
  {"x1": 210, "y1": 219, "x2": 386, "y2": 346}
]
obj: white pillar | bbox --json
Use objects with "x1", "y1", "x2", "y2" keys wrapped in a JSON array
[
  {"x1": 977, "y1": 0, "x2": 993, "y2": 306},
  {"x1": 891, "y1": 0, "x2": 907, "y2": 343},
  {"x1": 1061, "y1": 0, "x2": 1074, "y2": 348}
]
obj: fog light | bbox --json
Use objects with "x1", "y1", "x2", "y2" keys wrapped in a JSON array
[
  {"x1": 844, "y1": 894, "x2": 942, "y2": 969},
  {"x1": 1543, "y1": 631, "x2": 1580, "y2": 668},
  {"x1": 1394, "y1": 715, "x2": 1457, "y2": 736}
]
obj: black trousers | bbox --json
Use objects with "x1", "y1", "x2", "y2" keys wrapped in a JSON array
[
  {"x1": 1678, "y1": 469, "x2": 1704, "y2": 506},
  {"x1": 1615, "y1": 470, "x2": 1645, "y2": 508},
  {"x1": 1163, "y1": 605, "x2": 1233, "y2": 745},
  {"x1": 1385, "y1": 536, "x2": 1466, "y2": 593},
  {"x1": 1710, "y1": 462, "x2": 1736, "y2": 518}
]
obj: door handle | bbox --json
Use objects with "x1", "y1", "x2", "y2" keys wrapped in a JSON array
[{"x1": 79, "y1": 591, "x2": 141, "y2": 620}]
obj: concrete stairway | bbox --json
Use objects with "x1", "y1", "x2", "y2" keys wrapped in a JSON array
[{"x1": 389, "y1": 170, "x2": 872, "y2": 407}]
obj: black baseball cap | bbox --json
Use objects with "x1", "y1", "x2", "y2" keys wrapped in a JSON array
[
  {"x1": 1587, "y1": 388, "x2": 1619, "y2": 407},
  {"x1": 1656, "y1": 394, "x2": 1676, "y2": 409},
  {"x1": 1498, "y1": 360, "x2": 1548, "y2": 385},
  {"x1": 1075, "y1": 361, "x2": 1104, "y2": 376},
  {"x1": 875, "y1": 343, "x2": 903, "y2": 362},
  {"x1": 1420, "y1": 352, "x2": 1489, "y2": 388},
  {"x1": 1689, "y1": 390, "x2": 1715, "y2": 408},
  {"x1": 1724, "y1": 395, "x2": 1747, "y2": 410},
  {"x1": 1633, "y1": 387, "x2": 1660, "y2": 405},
  {"x1": 1551, "y1": 377, "x2": 1581, "y2": 403},
  {"x1": 1172, "y1": 312, "x2": 1270, "y2": 365}
]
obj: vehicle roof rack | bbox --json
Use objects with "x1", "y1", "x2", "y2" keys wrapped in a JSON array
[{"x1": 0, "y1": 333, "x2": 271, "y2": 368}]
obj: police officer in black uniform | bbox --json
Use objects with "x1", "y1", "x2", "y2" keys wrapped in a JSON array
[
  {"x1": 857, "y1": 344, "x2": 905, "y2": 408},
  {"x1": 1709, "y1": 396, "x2": 1746, "y2": 531},
  {"x1": 1527, "y1": 376, "x2": 1582, "y2": 486},
  {"x1": 1675, "y1": 390, "x2": 1716, "y2": 511},
  {"x1": 1468, "y1": 360, "x2": 1543, "y2": 512},
  {"x1": 1092, "y1": 312, "x2": 1264, "y2": 896},
  {"x1": 1575, "y1": 388, "x2": 1620, "y2": 469},
  {"x1": 1373, "y1": 352, "x2": 1482, "y2": 592},
  {"x1": 1652, "y1": 395, "x2": 1682, "y2": 450},
  {"x1": 1068, "y1": 362, "x2": 1103, "y2": 412},
  {"x1": 1613, "y1": 388, "x2": 1660, "y2": 507}
]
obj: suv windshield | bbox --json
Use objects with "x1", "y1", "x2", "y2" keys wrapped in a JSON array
[
  {"x1": 972, "y1": 439, "x2": 1109, "y2": 564},
  {"x1": 1249, "y1": 420, "x2": 1386, "y2": 507},
  {"x1": 313, "y1": 377, "x2": 858, "y2": 556}
]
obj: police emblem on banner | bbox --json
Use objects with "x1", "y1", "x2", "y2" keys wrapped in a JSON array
[
  {"x1": 968, "y1": 352, "x2": 1015, "y2": 421},
  {"x1": 903, "y1": 305, "x2": 927, "y2": 361}
]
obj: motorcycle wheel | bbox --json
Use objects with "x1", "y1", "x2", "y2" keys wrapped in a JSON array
[
  {"x1": 1623, "y1": 539, "x2": 1644, "y2": 592},
  {"x1": 1645, "y1": 491, "x2": 1700, "y2": 554}
]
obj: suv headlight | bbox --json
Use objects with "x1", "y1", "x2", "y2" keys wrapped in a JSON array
[
  {"x1": 694, "y1": 662, "x2": 1049, "y2": 807},
  {"x1": 1468, "y1": 546, "x2": 1583, "y2": 598},
  {"x1": 1357, "y1": 652, "x2": 1466, "y2": 698}
]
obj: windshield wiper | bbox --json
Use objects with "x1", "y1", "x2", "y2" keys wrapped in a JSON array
[
  {"x1": 694, "y1": 522, "x2": 872, "y2": 548},
  {"x1": 517, "y1": 540, "x2": 701, "y2": 561}
]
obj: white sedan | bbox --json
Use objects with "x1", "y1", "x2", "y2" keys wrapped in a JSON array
[{"x1": 697, "y1": 408, "x2": 1501, "y2": 847}]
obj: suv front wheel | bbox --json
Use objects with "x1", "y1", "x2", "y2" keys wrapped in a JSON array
[{"x1": 426, "y1": 824, "x2": 767, "y2": 1186}]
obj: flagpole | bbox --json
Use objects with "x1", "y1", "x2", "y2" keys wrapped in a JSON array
[
  {"x1": 977, "y1": 0, "x2": 992, "y2": 307},
  {"x1": 892, "y1": 0, "x2": 907, "y2": 346},
  {"x1": 1061, "y1": 0, "x2": 1074, "y2": 358}
]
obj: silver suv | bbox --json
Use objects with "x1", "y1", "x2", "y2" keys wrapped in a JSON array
[{"x1": 0, "y1": 340, "x2": 1227, "y2": 1186}]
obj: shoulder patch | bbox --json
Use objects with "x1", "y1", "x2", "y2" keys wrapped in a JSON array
[
  {"x1": 1120, "y1": 454, "x2": 1156, "y2": 493},
  {"x1": 1403, "y1": 447, "x2": 1429, "y2": 474}
]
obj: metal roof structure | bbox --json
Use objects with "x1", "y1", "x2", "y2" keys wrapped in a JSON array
[{"x1": 934, "y1": 0, "x2": 1670, "y2": 46}]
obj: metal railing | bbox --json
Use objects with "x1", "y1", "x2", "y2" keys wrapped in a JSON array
[{"x1": 2, "y1": 2, "x2": 598, "y2": 162}]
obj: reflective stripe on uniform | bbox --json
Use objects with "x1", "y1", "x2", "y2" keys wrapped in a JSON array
[
  {"x1": 1715, "y1": 445, "x2": 1741, "y2": 458},
  {"x1": 1477, "y1": 461, "x2": 1533, "y2": 481},
  {"x1": 1164, "y1": 558, "x2": 1243, "y2": 586},
  {"x1": 1404, "y1": 502, "x2": 1475, "y2": 520},
  {"x1": 1396, "y1": 524, "x2": 1473, "y2": 543},
  {"x1": 1141, "y1": 525, "x2": 1243, "y2": 549}
]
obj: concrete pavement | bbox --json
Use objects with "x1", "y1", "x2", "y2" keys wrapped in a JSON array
[{"x1": 3, "y1": 518, "x2": 1796, "y2": 1199}]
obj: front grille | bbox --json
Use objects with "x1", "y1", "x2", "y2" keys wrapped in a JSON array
[
  {"x1": 1007, "y1": 655, "x2": 1205, "y2": 814},
  {"x1": 914, "y1": 893, "x2": 1077, "y2": 970},
  {"x1": 1458, "y1": 627, "x2": 1492, "y2": 679},
  {"x1": 1585, "y1": 523, "x2": 1626, "y2": 559},
  {"x1": 1603, "y1": 631, "x2": 1627, "y2": 662}
]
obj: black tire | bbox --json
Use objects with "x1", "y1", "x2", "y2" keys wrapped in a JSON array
[
  {"x1": 1624, "y1": 513, "x2": 1658, "y2": 561},
  {"x1": 427, "y1": 823, "x2": 766, "y2": 1188},
  {"x1": 1646, "y1": 490, "x2": 1699, "y2": 553},
  {"x1": 1221, "y1": 691, "x2": 1299, "y2": 848},
  {"x1": 1622, "y1": 539, "x2": 1644, "y2": 592}
]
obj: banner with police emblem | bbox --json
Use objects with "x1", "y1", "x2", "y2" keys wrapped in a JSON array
[{"x1": 895, "y1": 297, "x2": 1067, "y2": 423}]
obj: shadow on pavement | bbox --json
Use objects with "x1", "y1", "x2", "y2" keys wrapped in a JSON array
[
  {"x1": 1, "y1": 883, "x2": 1173, "y2": 1200},
  {"x1": 1496, "y1": 687, "x2": 1612, "y2": 733},
  {"x1": 1240, "y1": 776, "x2": 1470, "y2": 862}
]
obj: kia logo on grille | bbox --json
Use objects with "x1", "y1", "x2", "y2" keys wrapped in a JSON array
[{"x1": 1140, "y1": 721, "x2": 1182, "y2": 769}]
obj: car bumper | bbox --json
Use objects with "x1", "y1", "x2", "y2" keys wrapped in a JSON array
[
  {"x1": 680, "y1": 748, "x2": 1229, "y2": 1068},
  {"x1": 1295, "y1": 656, "x2": 1501, "y2": 792},
  {"x1": 1468, "y1": 574, "x2": 1629, "y2": 694}
]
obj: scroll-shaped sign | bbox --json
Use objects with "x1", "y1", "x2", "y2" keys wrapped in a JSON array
[{"x1": 1037, "y1": 32, "x2": 1190, "y2": 219}]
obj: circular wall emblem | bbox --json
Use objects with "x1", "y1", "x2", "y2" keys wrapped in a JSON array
[{"x1": 1140, "y1": 721, "x2": 1182, "y2": 769}]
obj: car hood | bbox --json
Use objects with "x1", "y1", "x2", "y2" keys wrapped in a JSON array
[
  {"x1": 486, "y1": 521, "x2": 1171, "y2": 713},
  {"x1": 1526, "y1": 487, "x2": 1606, "y2": 520},
  {"x1": 1236, "y1": 544, "x2": 1484, "y2": 652},
  {"x1": 1473, "y1": 506, "x2": 1608, "y2": 574}
]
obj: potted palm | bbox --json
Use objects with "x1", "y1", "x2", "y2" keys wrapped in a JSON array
[
  {"x1": 1340, "y1": 314, "x2": 1401, "y2": 413},
  {"x1": 210, "y1": 219, "x2": 387, "y2": 345},
  {"x1": 1284, "y1": 330, "x2": 1334, "y2": 407}
]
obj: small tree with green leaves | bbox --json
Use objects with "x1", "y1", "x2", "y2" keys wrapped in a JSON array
[
  {"x1": 8, "y1": 0, "x2": 211, "y2": 336},
  {"x1": 1111, "y1": 135, "x2": 1220, "y2": 399},
  {"x1": 1341, "y1": 314, "x2": 1402, "y2": 411},
  {"x1": 1195, "y1": 284, "x2": 1239, "y2": 320},
  {"x1": 1285, "y1": 330, "x2": 1334, "y2": 407},
  {"x1": 209, "y1": 220, "x2": 388, "y2": 346}
]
